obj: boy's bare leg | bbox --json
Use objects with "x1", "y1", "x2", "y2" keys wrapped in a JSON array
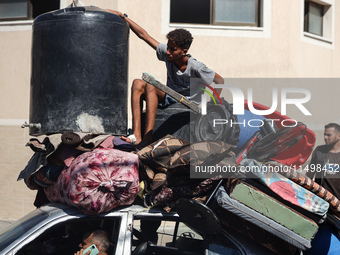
[
  {"x1": 121, "y1": 79, "x2": 165, "y2": 147},
  {"x1": 137, "y1": 83, "x2": 165, "y2": 147},
  {"x1": 121, "y1": 79, "x2": 144, "y2": 144}
]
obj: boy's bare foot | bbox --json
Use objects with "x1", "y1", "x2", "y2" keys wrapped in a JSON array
[
  {"x1": 120, "y1": 131, "x2": 153, "y2": 149},
  {"x1": 120, "y1": 134, "x2": 141, "y2": 144}
]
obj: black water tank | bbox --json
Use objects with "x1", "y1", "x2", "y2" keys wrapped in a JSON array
[{"x1": 29, "y1": 6, "x2": 129, "y2": 135}]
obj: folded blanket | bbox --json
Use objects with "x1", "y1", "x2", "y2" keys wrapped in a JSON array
[
  {"x1": 18, "y1": 134, "x2": 116, "y2": 189},
  {"x1": 61, "y1": 132, "x2": 94, "y2": 146}
]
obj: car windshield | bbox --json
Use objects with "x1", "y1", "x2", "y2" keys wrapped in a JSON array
[{"x1": 0, "y1": 209, "x2": 48, "y2": 252}]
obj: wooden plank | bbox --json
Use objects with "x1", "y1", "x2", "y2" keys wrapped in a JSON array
[{"x1": 142, "y1": 72, "x2": 201, "y2": 114}]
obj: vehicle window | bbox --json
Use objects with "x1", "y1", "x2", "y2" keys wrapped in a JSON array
[
  {"x1": 16, "y1": 217, "x2": 121, "y2": 255},
  {"x1": 132, "y1": 218, "x2": 243, "y2": 255},
  {"x1": 0, "y1": 209, "x2": 48, "y2": 252},
  {"x1": 132, "y1": 219, "x2": 205, "y2": 254}
]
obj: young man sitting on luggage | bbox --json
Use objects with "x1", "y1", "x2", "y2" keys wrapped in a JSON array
[{"x1": 107, "y1": 10, "x2": 223, "y2": 148}]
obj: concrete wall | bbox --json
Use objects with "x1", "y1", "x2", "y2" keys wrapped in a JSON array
[{"x1": 0, "y1": 0, "x2": 339, "y2": 220}]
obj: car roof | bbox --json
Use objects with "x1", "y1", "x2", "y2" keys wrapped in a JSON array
[{"x1": 37, "y1": 203, "x2": 177, "y2": 218}]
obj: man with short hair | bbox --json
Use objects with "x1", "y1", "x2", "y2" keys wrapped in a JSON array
[
  {"x1": 74, "y1": 229, "x2": 110, "y2": 255},
  {"x1": 309, "y1": 123, "x2": 340, "y2": 199},
  {"x1": 107, "y1": 10, "x2": 223, "y2": 148},
  {"x1": 305, "y1": 124, "x2": 340, "y2": 255}
]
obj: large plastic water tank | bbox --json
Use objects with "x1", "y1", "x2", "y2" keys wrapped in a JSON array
[{"x1": 29, "y1": 6, "x2": 129, "y2": 135}]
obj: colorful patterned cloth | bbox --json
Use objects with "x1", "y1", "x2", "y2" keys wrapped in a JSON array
[
  {"x1": 267, "y1": 160, "x2": 340, "y2": 217},
  {"x1": 45, "y1": 148, "x2": 139, "y2": 215},
  {"x1": 240, "y1": 159, "x2": 329, "y2": 216}
]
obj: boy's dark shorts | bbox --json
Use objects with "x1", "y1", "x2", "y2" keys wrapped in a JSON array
[{"x1": 158, "y1": 94, "x2": 178, "y2": 108}]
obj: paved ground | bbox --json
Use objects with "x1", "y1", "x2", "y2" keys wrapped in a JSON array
[{"x1": 0, "y1": 126, "x2": 37, "y2": 221}]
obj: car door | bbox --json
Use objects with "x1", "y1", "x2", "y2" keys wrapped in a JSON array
[{"x1": 3, "y1": 212, "x2": 128, "y2": 255}]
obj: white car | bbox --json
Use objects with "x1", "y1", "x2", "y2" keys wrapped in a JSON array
[{"x1": 0, "y1": 202, "x2": 278, "y2": 255}]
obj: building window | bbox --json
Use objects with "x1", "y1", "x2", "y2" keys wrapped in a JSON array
[
  {"x1": 0, "y1": 0, "x2": 59, "y2": 21},
  {"x1": 0, "y1": 0, "x2": 32, "y2": 20},
  {"x1": 170, "y1": 0, "x2": 261, "y2": 27},
  {"x1": 303, "y1": 0, "x2": 332, "y2": 40},
  {"x1": 304, "y1": 1, "x2": 324, "y2": 36}
]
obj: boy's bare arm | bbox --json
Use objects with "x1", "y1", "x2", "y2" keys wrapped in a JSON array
[{"x1": 106, "y1": 10, "x2": 159, "y2": 50}]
